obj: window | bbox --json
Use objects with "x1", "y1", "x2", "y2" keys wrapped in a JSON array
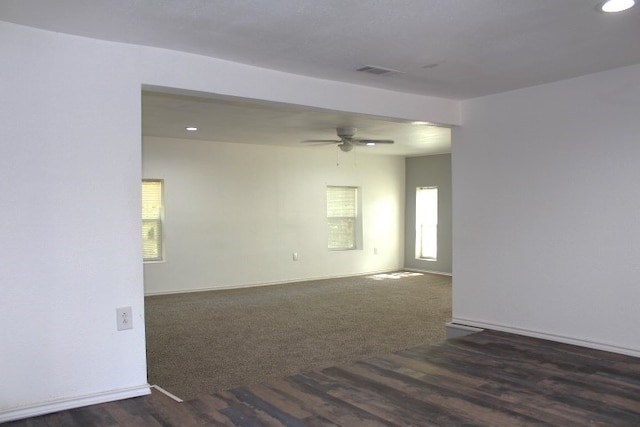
[
  {"x1": 327, "y1": 186, "x2": 360, "y2": 250},
  {"x1": 142, "y1": 180, "x2": 164, "y2": 262},
  {"x1": 415, "y1": 187, "x2": 438, "y2": 260}
]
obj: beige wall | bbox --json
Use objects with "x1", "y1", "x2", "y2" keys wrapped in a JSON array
[{"x1": 143, "y1": 136, "x2": 405, "y2": 294}]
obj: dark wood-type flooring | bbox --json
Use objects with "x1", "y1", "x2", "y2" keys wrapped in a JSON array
[{"x1": 7, "y1": 330, "x2": 640, "y2": 426}]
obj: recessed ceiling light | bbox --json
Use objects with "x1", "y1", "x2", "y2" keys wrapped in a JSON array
[
  {"x1": 411, "y1": 121, "x2": 432, "y2": 125},
  {"x1": 599, "y1": 0, "x2": 635, "y2": 12},
  {"x1": 185, "y1": 126, "x2": 198, "y2": 131}
]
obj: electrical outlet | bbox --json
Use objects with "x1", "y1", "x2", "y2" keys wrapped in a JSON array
[
  {"x1": 116, "y1": 306, "x2": 133, "y2": 331},
  {"x1": 374, "y1": 247, "x2": 379, "y2": 255},
  {"x1": 292, "y1": 252, "x2": 299, "y2": 261}
]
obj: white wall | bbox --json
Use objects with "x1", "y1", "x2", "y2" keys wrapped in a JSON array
[
  {"x1": 0, "y1": 22, "x2": 147, "y2": 421},
  {"x1": 452, "y1": 63, "x2": 640, "y2": 356},
  {"x1": 0, "y1": 21, "x2": 458, "y2": 421},
  {"x1": 142, "y1": 137, "x2": 405, "y2": 294}
]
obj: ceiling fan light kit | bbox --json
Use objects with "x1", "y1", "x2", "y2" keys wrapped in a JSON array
[
  {"x1": 302, "y1": 127, "x2": 394, "y2": 152},
  {"x1": 338, "y1": 142, "x2": 354, "y2": 152}
]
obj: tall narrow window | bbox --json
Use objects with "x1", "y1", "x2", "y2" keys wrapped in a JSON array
[
  {"x1": 327, "y1": 186, "x2": 359, "y2": 250},
  {"x1": 142, "y1": 180, "x2": 164, "y2": 262},
  {"x1": 416, "y1": 187, "x2": 438, "y2": 260}
]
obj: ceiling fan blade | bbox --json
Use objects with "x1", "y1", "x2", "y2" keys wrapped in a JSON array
[{"x1": 301, "y1": 139, "x2": 341, "y2": 143}]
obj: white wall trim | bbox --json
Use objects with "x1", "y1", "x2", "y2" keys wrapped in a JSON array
[
  {"x1": 452, "y1": 318, "x2": 640, "y2": 358},
  {"x1": 144, "y1": 269, "x2": 401, "y2": 296},
  {"x1": 0, "y1": 384, "x2": 151, "y2": 423}
]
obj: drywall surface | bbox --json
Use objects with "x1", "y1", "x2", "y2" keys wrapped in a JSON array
[
  {"x1": 0, "y1": 21, "x2": 458, "y2": 420},
  {"x1": 0, "y1": 22, "x2": 148, "y2": 420},
  {"x1": 142, "y1": 138, "x2": 404, "y2": 294},
  {"x1": 452, "y1": 63, "x2": 640, "y2": 356},
  {"x1": 404, "y1": 154, "x2": 452, "y2": 274}
]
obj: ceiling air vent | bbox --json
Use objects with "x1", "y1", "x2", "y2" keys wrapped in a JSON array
[{"x1": 356, "y1": 65, "x2": 402, "y2": 76}]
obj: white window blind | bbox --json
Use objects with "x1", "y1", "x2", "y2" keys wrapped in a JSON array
[
  {"x1": 142, "y1": 180, "x2": 163, "y2": 262},
  {"x1": 327, "y1": 186, "x2": 358, "y2": 250},
  {"x1": 415, "y1": 187, "x2": 438, "y2": 260}
]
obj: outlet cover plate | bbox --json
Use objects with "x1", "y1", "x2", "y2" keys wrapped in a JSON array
[{"x1": 116, "y1": 306, "x2": 133, "y2": 331}]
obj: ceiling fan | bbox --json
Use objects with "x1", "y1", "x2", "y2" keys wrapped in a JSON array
[{"x1": 302, "y1": 127, "x2": 394, "y2": 152}]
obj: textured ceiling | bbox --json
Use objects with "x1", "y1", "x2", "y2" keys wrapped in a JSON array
[
  {"x1": 3, "y1": 0, "x2": 639, "y2": 155},
  {"x1": 3, "y1": 0, "x2": 639, "y2": 99}
]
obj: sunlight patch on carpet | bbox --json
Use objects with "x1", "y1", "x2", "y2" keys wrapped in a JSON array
[{"x1": 367, "y1": 271, "x2": 423, "y2": 280}]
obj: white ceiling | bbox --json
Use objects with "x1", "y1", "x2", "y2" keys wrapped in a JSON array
[
  {"x1": 142, "y1": 91, "x2": 452, "y2": 156},
  {"x1": 3, "y1": 0, "x2": 639, "y2": 156}
]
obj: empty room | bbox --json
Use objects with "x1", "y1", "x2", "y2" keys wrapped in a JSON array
[
  {"x1": 140, "y1": 91, "x2": 454, "y2": 400},
  {"x1": 2, "y1": 0, "x2": 640, "y2": 425}
]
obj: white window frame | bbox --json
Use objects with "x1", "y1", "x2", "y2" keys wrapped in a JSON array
[
  {"x1": 415, "y1": 186, "x2": 438, "y2": 260},
  {"x1": 142, "y1": 179, "x2": 164, "y2": 262},
  {"x1": 326, "y1": 186, "x2": 361, "y2": 251}
]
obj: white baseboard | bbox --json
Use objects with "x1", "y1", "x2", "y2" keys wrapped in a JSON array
[
  {"x1": 452, "y1": 317, "x2": 640, "y2": 358},
  {"x1": 0, "y1": 384, "x2": 151, "y2": 423}
]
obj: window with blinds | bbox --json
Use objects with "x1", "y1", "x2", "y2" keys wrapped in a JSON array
[
  {"x1": 415, "y1": 186, "x2": 438, "y2": 260},
  {"x1": 327, "y1": 186, "x2": 359, "y2": 250},
  {"x1": 142, "y1": 180, "x2": 164, "y2": 262}
]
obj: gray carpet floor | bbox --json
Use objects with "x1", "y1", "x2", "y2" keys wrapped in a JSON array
[{"x1": 145, "y1": 271, "x2": 452, "y2": 400}]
